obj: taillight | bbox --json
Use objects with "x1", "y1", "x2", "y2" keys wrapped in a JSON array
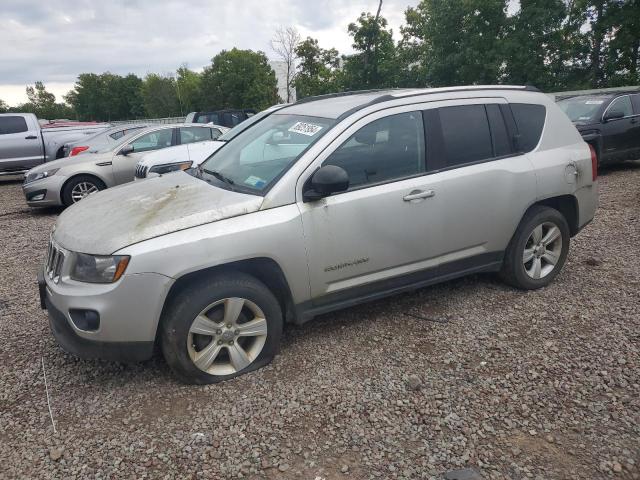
[
  {"x1": 70, "y1": 146, "x2": 89, "y2": 156},
  {"x1": 588, "y1": 144, "x2": 598, "y2": 181}
]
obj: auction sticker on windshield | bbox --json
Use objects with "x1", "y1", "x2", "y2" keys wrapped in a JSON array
[
  {"x1": 585, "y1": 100, "x2": 604, "y2": 105},
  {"x1": 244, "y1": 175, "x2": 266, "y2": 188},
  {"x1": 289, "y1": 122, "x2": 323, "y2": 136}
]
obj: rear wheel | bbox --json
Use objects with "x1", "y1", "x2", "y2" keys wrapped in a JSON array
[
  {"x1": 500, "y1": 206, "x2": 570, "y2": 289},
  {"x1": 61, "y1": 175, "x2": 106, "y2": 206},
  {"x1": 160, "y1": 272, "x2": 283, "y2": 384}
]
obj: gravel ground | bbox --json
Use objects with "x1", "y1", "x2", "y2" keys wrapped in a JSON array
[{"x1": 0, "y1": 164, "x2": 638, "y2": 480}]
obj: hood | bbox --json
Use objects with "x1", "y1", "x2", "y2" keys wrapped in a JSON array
[
  {"x1": 54, "y1": 172, "x2": 263, "y2": 254},
  {"x1": 28, "y1": 152, "x2": 111, "y2": 174}
]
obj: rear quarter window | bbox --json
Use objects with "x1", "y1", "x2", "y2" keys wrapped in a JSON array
[
  {"x1": 0, "y1": 116, "x2": 29, "y2": 135},
  {"x1": 510, "y1": 103, "x2": 546, "y2": 153}
]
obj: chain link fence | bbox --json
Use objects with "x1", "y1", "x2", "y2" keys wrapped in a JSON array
[{"x1": 109, "y1": 116, "x2": 186, "y2": 125}]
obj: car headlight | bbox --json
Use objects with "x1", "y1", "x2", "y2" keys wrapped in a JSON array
[
  {"x1": 148, "y1": 161, "x2": 193, "y2": 175},
  {"x1": 70, "y1": 253, "x2": 130, "y2": 283},
  {"x1": 24, "y1": 168, "x2": 59, "y2": 184}
]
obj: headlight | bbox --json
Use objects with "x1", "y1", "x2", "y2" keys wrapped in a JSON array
[
  {"x1": 148, "y1": 161, "x2": 192, "y2": 175},
  {"x1": 24, "y1": 168, "x2": 59, "y2": 184},
  {"x1": 70, "y1": 253, "x2": 130, "y2": 283}
]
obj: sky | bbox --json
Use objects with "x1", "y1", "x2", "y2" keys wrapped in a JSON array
[{"x1": 0, "y1": 0, "x2": 422, "y2": 106}]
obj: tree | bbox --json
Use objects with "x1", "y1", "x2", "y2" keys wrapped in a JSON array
[
  {"x1": 141, "y1": 73, "x2": 181, "y2": 118},
  {"x1": 65, "y1": 73, "x2": 144, "y2": 121},
  {"x1": 176, "y1": 65, "x2": 202, "y2": 114},
  {"x1": 200, "y1": 48, "x2": 278, "y2": 110},
  {"x1": 0, "y1": 99, "x2": 8, "y2": 113},
  {"x1": 271, "y1": 26, "x2": 301, "y2": 102},
  {"x1": 401, "y1": 0, "x2": 508, "y2": 87},
  {"x1": 503, "y1": 0, "x2": 568, "y2": 90},
  {"x1": 342, "y1": 3, "x2": 399, "y2": 90},
  {"x1": 294, "y1": 38, "x2": 342, "y2": 98}
]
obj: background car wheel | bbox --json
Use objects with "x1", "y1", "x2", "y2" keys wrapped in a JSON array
[
  {"x1": 61, "y1": 175, "x2": 106, "y2": 206},
  {"x1": 160, "y1": 272, "x2": 283, "y2": 384},
  {"x1": 500, "y1": 206, "x2": 570, "y2": 290}
]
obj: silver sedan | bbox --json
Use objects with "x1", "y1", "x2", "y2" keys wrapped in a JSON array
[{"x1": 22, "y1": 123, "x2": 224, "y2": 207}]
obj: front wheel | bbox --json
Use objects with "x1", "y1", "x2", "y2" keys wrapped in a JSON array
[
  {"x1": 500, "y1": 206, "x2": 570, "y2": 290},
  {"x1": 61, "y1": 175, "x2": 106, "y2": 206},
  {"x1": 160, "y1": 272, "x2": 283, "y2": 384}
]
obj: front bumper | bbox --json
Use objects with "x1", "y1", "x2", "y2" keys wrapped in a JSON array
[
  {"x1": 22, "y1": 176, "x2": 66, "y2": 207},
  {"x1": 39, "y1": 267, "x2": 174, "y2": 362}
]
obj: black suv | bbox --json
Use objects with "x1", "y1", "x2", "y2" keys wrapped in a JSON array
[
  {"x1": 185, "y1": 109, "x2": 256, "y2": 128},
  {"x1": 557, "y1": 89, "x2": 640, "y2": 165}
]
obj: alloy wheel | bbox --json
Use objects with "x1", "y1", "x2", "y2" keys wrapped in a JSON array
[
  {"x1": 522, "y1": 221, "x2": 563, "y2": 280},
  {"x1": 187, "y1": 297, "x2": 268, "y2": 376},
  {"x1": 70, "y1": 182, "x2": 99, "y2": 202}
]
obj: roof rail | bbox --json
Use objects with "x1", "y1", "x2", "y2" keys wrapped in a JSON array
[
  {"x1": 294, "y1": 89, "x2": 403, "y2": 105},
  {"x1": 335, "y1": 85, "x2": 541, "y2": 120}
]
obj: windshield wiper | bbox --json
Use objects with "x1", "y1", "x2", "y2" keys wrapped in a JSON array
[{"x1": 203, "y1": 168, "x2": 235, "y2": 188}]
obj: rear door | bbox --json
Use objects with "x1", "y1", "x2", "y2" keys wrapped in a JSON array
[
  {"x1": 601, "y1": 95, "x2": 635, "y2": 161},
  {"x1": 421, "y1": 99, "x2": 537, "y2": 269},
  {"x1": 0, "y1": 115, "x2": 44, "y2": 170},
  {"x1": 113, "y1": 127, "x2": 176, "y2": 184}
]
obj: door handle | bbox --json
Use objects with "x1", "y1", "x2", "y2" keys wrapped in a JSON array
[
  {"x1": 403, "y1": 189, "x2": 435, "y2": 202},
  {"x1": 25, "y1": 135, "x2": 38, "y2": 140},
  {"x1": 631, "y1": 118, "x2": 638, "y2": 124}
]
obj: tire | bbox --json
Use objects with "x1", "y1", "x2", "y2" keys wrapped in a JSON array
[
  {"x1": 160, "y1": 272, "x2": 283, "y2": 384},
  {"x1": 500, "y1": 206, "x2": 570, "y2": 290},
  {"x1": 61, "y1": 175, "x2": 106, "y2": 206}
]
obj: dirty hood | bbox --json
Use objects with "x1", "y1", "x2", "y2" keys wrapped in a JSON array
[{"x1": 54, "y1": 172, "x2": 263, "y2": 254}]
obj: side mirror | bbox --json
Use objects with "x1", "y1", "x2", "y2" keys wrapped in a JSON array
[
  {"x1": 303, "y1": 165, "x2": 349, "y2": 202},
  {"x1": 120, "y1": 144, "x2": 134, "y2": 155},
  {"x1": 603, "y1": 110, "x2": 625, "y2": 122}
]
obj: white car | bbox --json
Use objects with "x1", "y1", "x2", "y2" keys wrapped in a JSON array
[{"x1": 134, "y1": 105, "x2": 288, "y2": 180}]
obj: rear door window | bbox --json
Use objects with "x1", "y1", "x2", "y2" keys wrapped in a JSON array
[
  {"x1": 180, "y1": 126, "x2": 212, "y2": 144},
  {"x1": 438, "y1": 105, "x2": 493, "y2": 167},
  {"x1": 510, "y1": 103, "x2": 546, "y2": 153},
  {"x1": 0, "y1": 116, "x2": 29, "y2": 135}
]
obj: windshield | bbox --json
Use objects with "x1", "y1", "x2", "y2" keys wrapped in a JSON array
[
  {"x1": 200, "y1": 114, "x2": 335, "y2": 194},
  {"x1": 557, "y1": 96, "x2": 610, "y2": 122},
  {"x1": 217, "y1": 107, "x2": 284, "y2": 142}
]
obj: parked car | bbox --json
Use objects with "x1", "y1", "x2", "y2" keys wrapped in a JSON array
[
  {"x1": 185, "y1": 109, "x2": 256, "y2": 128},
  {"x1": 39, "y1": 86, "x2": 598, "y2": 384},
  {"x1": 0, "y1": 113, "x2": 109, "y2": 177},
  {"x1": 556, "y1": 89, "x2": 640, "y2": 165},
  {"x1": 63, "y1": 123, "x2": 150, "y2": 157},
  {"x1": 135, "y1": 105, "x2": 288, "y2": 179},
  {"x1": 22, "y1": 123, "x2": 221, "y2": 207}
]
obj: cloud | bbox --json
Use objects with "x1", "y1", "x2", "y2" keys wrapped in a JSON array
[{"x1": 0, "y1": 0, "x2": 418, "y2": 105}]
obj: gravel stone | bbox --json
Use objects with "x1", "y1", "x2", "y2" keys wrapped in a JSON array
[{"x1": 1, "y1": 164, "x2": 639, "y2": 479}]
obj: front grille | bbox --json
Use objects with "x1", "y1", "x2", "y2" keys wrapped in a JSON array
[
  {"x1": 45, "y1": 239, "x2": 65, "y2": 282},
  {"x1": 134, "y1": 164, "x2": 148, "y2": 178}
]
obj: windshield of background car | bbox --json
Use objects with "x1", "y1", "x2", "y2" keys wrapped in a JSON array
[
  {"x1": 557, "y1": 96, "x2": 611, "y2": 122},
  {"x1": 200, "y1": 114, "x2": 335, "y2": 194}
]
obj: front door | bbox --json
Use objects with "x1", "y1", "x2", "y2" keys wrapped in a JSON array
[
  {"x1": 601, "y1": 95, "x2": 635, "y2": 162},
  {"x1": 113, "y1": 128, "x2": 175, "y2": 184},
  {"x1": 0, "y1": 115, "x2": 44, "y2": 170},
  {"x1": 298, "y1": 109, "x2": 444, "y2": 302}
]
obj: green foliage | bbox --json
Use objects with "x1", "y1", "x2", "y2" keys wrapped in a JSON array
[
  {"x1": 176, "y1": 66, "x2": 202, "y2": 114},
  {"x1": 65, "y1": 73, "x2": 145, "y2": 121},
  {"x1": 0, "y1": 99, "x2": 7, "y2": 113},
  {"x1": 294, "y1": 38, "x2": 342, "y2": 98},
  {"x1": 141, "y1": 73, "x2": 180, "y2": 118},
  {"x1": 502, "y1": 0, "x2": 568, "y2": 90},
  {"x1": 342, "y1": 11, "x2": 399, "y2": 90},
  {"x1": 16, "y1": 81, "x2": 74, "y2": 119},
  {"x1": 401, "y1": 0, "x2": 508, "y2": 87},
  {"x1": 200, "y1": 48, "x2": 279, "y2": 110}
]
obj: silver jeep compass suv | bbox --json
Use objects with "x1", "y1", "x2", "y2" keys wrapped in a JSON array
[{"x1": 39, "y1": 86, "x2": 598, "y2": 384}]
